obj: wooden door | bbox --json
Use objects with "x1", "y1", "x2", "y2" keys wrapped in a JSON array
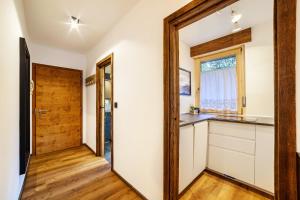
[{"x1": 33, "y1": 64, "x2": 82, "y2": 155}]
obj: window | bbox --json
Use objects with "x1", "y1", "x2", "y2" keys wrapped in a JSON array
[{"x1": 194, "y1": 47, "x2": 245, "y2": 114}]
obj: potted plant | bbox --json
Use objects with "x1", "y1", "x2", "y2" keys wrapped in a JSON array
[{"x1": 190, "y1": 106, "x2": 200, "y2": 115}]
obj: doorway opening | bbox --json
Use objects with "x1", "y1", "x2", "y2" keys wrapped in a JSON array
[
  {"x1": 163, "y1": 0, "x2": 297, "y2": 200},
  {"x1": 96, "y1": 54, "x2": 114, "y2": 167}
]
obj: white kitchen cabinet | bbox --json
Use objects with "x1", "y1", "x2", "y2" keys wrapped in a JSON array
[
  {"x1": 209, "y1": 121, "x2": 255, "y2": 140},
  {"x1": 208, "y1": 121, "x2": 255, "y2": 184},
  {"x1": 193, "y1": 121, "x2": 208, "y2": 179},
  {"x1": 208, "y1": 121, "x2": 274, "y2": 192},
  {"x1": 208, "y1": 146, "x2": 255, "y2": 184},
  {"x1": 179, "y1": 125, "x2": 194, "y2": 192},
  {"x1": 179, "y1": 121, "x2": 208, "y2": 193},
  {"x1": 209, "y1": 133, "x2": 255, "y2": 155},
  {"x1": 255, "y1": 125, "x2": 274, "y2": 193}
]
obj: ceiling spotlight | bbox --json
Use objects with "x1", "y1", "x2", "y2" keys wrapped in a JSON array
[
  {"x1": 231, "y1": 10, "x2": 242, "y2": 23},
  {"x1": 232, "y1": 21, "x2": 242, "y2": 33},
  {"x1": 70, "y1": 16, "x2": 80, "y2": 29}
]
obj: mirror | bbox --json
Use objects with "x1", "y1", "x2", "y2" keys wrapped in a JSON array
[{"x1": 178, "y1": 0, "x2": 275, "y2": 198}]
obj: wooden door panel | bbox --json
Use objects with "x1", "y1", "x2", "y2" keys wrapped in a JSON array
[{"x1": 35, "y1": 65, "x2": 82, "y2": 155}]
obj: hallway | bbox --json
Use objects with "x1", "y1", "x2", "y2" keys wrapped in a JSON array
[{"x1": 21, "y1": 146, "x2": 141, "y2": 200}]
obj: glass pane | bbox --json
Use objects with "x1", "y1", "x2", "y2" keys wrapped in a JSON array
[
  {"x1": 200, "y1": 55, "x2": 238, "y2": 112},
  {"x1": 201, "y1": 55, "x2": 236, "y2": 72}
]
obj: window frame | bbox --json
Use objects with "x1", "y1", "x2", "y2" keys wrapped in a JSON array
[{"x1": 194, "y1": 46, "x2": 245, "y2": 114}]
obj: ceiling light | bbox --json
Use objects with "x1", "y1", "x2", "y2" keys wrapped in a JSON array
[
  {"x1": 70, "y1": 16, "x2": 80, "y2": 29},
  {"x1": 231, "y1": 10, "x2": 242, "y2": 23},
  {"x1": 232, "y1": 21, "x2": 242, "y2": 33}
]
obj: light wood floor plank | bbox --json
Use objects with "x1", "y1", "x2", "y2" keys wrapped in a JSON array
[
  {"x1": 180, "y1": 172, "x2": 270, "y2": 200},
  {"x1": 21, "y1": 146, "x2": 142, "y2": 200},
  {"x1": 22, "y1": 145, "x2": 270, "y2": 200}
]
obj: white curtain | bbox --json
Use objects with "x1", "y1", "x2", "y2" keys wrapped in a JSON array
[{"x1": 200, "y1": 67, "x2": 237, "y2": 112}]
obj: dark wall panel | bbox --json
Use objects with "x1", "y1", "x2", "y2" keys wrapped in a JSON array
[{"x1": 19, "y1": 37, "x2": 30, "y2": 175}]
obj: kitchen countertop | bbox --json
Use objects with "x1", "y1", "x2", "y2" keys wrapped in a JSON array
[{"x1": 180, "y1": 113, "x2": 274, "y2": 127}]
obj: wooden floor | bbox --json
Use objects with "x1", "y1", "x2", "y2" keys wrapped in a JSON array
[
  {"x1": 21, "y1": 145, "x2": 142, "y2": 200},
  {"x1": 22, "y1": 145, "x2": 270, "y2": 200},
  {"x1": 180, "y1": 172, "x2": 270, "y2": 200}
]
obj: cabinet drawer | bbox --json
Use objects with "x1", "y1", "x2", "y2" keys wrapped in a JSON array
[
  {"x1": 209, "y1": 133, "x2": 255, "y2": 155},
  {"x1": 208, "y1": 146, "x2": 255, "y2": 184},
  {"x1": 209, "y1": 121, "x2": 255, "y2": 140}
]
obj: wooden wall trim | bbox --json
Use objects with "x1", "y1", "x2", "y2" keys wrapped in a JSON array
[
  {"x1": 83, "y1": 143, "x2": 96, "y2": 155},
  {"x1": 112, "y1": 169, "x2": 147, "y2": 199},
  {"x1": 274, "y1": 0, "x2": 297, "y2": 199},
  {"x1": 178, "y1": 171, "x2": 205, "y2": 198},
  {"x1": 298, "y1": 153, "x2": 300, "y2": 198},
  {"x1": 164, "y1": 0, "x2": 298, "y2": 199},
  {"x1": 190, "y1": 28, "x2": 252, "y2": 57}
]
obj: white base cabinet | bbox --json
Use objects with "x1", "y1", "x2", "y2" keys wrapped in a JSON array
[
  {"x1": 193, "y1": 122, "x2": 208, "y2": 179},
  {"x1": 255, "y1": 125, "x2": 274, "y2": 192},
  {"x1": 208, "y1": 146, "x2": 255, "y2": 184},
  {"x1": 207, "y1": 121, "x2": 274, "y2": 193},
  {"x1": 179, "y1": 121, "x2": 208, "y2": 193},
  {"x1": 179, "y1": 120, "x2": 274, "y2": 194},
  {"x1": 179, "y1": 125, "x2": 194, "y2": 192}
]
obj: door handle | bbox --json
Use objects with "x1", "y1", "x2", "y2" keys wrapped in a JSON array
[
  {"x1": 35, "y1": 108, "x2": 49, "y2": 115},
  {"x1": 39, "y1": 109, "x2": 49, "y2": 114}
]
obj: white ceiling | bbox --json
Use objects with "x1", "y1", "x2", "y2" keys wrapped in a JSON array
[
  {"x1": 24, "y1": 0, "x2": 140, "y2": 53},
  {"x1": 179, "y1": 0, "x2": 273, "y2": 47}
]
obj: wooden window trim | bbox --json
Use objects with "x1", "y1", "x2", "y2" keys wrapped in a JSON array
[
  {"x1": 163, "y1": 0, "x2": 297, "y2": 199},
  {"x1": 194, "y1": 47, "x2": 245, "y2": 114}
]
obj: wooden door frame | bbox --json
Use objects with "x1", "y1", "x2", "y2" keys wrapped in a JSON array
[
  {"x1": 96, "y1": 54, "x2": 114, "y2": 169},
  {"x1": 163, "y1": 0, "x2": 297, "y2": 200},
  {"x1": 32, "y1": 63, "x2": 83, "y2": 156}
]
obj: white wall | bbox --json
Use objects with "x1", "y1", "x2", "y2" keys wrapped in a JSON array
[
  {"x1": 30, "y1": 43, "x2": 87, "y2": 143},
  {"x1": 85, "y1": 0, "x2": 192, "y2": 199},
  {"x1": 0, "y1": 0, "x2": 30, "y2": 199},
  {"x1": 179, "y1": 21, "x2": 274, "y2": 117},
  {"x1": 31, "y1": 43, "x2": 87, "y2": 69},
  {"x1": 245, "y1": 21, "x2": 274, "y2": 117},
  {"x1": 179, "y1": 40, "x2": 195, "y2": 114}
]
